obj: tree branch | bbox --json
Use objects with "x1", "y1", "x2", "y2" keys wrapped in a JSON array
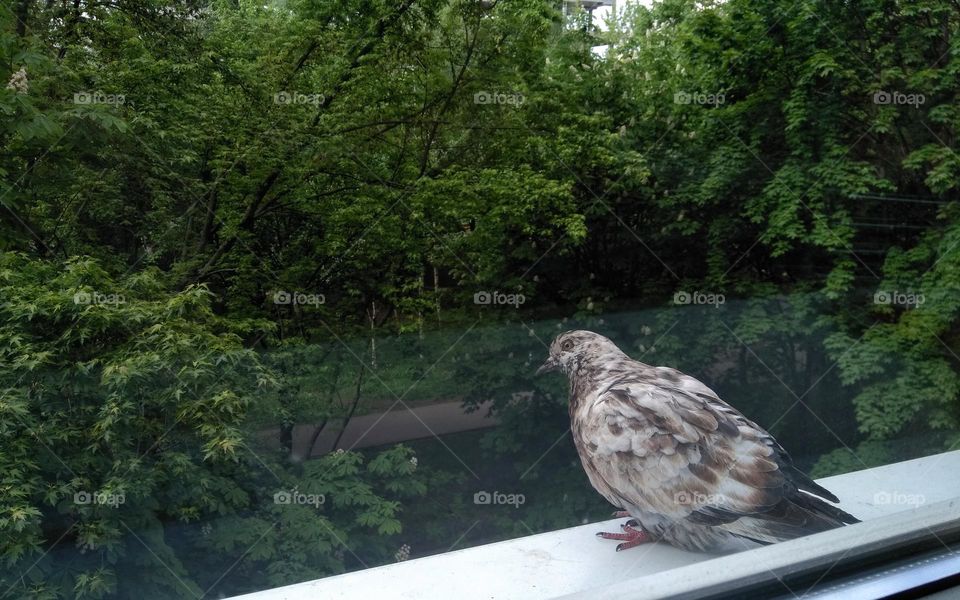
[{"x1": 192, "y1": 0, "x2": 420, "y2": 283}]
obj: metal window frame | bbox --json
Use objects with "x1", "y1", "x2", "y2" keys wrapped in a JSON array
[{"x1": 558, "y1": 499, "x2": 960, "y2": 600}]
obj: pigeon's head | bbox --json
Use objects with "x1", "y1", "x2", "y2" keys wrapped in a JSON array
[{"x1": 536, "y1": 330, "x2": 626, "y2": 376}]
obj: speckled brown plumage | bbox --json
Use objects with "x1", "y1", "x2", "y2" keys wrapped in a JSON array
[{"x1": 537, "y1": 330, "x2": 860, "y2": 553}]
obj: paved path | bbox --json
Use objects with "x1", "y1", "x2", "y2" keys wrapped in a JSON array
[{"x1": 286, "y1": 398, "x2": 500, "y2": 458}]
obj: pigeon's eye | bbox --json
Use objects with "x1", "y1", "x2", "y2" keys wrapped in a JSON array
[{"x1": 561, "y1": 340, "x2": 574, "y2": 352}]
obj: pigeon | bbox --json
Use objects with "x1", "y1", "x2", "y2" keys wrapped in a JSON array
[{"x1": 536, "y1": 330, "x2": 859, "y2": 553}]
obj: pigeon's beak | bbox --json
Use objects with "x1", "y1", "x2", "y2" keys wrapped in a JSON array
[{"x1": 535, "y1": 357, "x2": 558, "y2": 376}]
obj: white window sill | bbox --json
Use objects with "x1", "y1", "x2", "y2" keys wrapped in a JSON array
[{"x1": 228, "y1": 450, "x2": 960, "y2": 600}]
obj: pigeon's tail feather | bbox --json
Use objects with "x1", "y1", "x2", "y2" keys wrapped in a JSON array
[
  {"x1": 724, "y1": 493, "x2": 859, "y2": 544},
  {"x1": 783, "y1": 465, "x2": 841, "y2": 503},
  {"x1": 792, "y1": 490, "x2": 860, "y2": 525}
]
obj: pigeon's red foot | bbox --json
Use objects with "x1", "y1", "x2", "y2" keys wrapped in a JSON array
[
  {"x1": 596, "y1": 522, "x2": 651, "y2": 552},
  {"x1": 611, "y1": 510, "x2": 631, "y2": 518}
]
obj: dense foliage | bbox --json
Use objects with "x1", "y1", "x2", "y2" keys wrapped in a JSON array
[{"x1": 2, "y1": 0, "x2": 959, "y2": 596}]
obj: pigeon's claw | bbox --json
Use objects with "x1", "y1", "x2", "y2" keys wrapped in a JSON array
[{"x1": 595, "y1": 523, "x2": 651, "y2": 551}]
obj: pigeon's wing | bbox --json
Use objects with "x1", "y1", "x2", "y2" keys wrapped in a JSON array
[
  {"x1": 583, "y1": 377, "x2": 858, "y2": 544},
  {"x1": 653, "y1": 366, "x2": 844, "y2": 503}
]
